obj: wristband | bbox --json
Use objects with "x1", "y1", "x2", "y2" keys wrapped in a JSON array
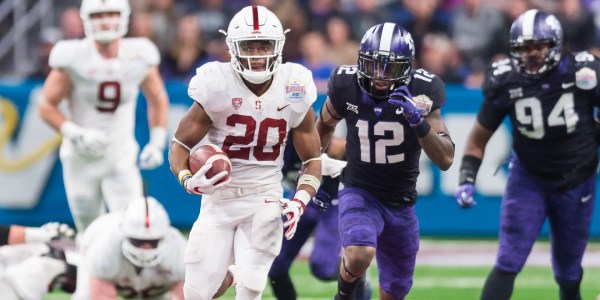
[
  {"x1": 293, "y1": 189, "x2": 311, "y2": 207},
  {"x1": 24, "y1": 227, "x2": 49, "y2": 243},
  {"x1": 178, "y1": 170, "x2": 192, "y2": 186},
  {"x1": 411, "y1": 120, "x2": 431, "y2": 138},
  {"x1": 297, "y1": 174, "x2": 321, "y2": 192},
  {"x1": 459, "y1": 155, "x2": 482, "y2": 184},
  {"x1": 149, "y1": 127, "x2": 167, "y2": 150}
]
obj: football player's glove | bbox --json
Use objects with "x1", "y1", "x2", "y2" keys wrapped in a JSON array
[
  {"x1": 278, "y1": 198, "x2": 305, "y2": 240},
  {"x1": 388, "y1": 86, "x2": 423, "y2": 125},
  {"x1": 311, "y1": 187, "x2": 332, "y2": 212},
  {"x1": 183, "y1": 163, "x2": 230, "y2": 195},
  {"x1": 320, "y1": 153, "x2": 347, "y2": 178},
  {"x1": 24, "y1": 223, "x2": 75, "y2": 243},
  {"x1": 139, "y1": 127, "x2": 167, "y2": 170},
  {"x1": 139, "y1": 144, "x2": 164, "y2": 170},
  {"x1": 60, "y1": 121, "x2": 109, "y2": 158},
  {"x1": 454, "y1": 183, "x2": 476, "y2": 209}
]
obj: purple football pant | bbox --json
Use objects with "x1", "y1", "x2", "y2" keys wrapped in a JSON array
[
  {"x1": 269, "y1": 203, "x2": 341, "y2": 280},
  {"x1": 338, "y1": 187, "x2": 419, "y2": 298},
  {"x1": 496, "y1": 156, "x2": 595, "y2": 284}
]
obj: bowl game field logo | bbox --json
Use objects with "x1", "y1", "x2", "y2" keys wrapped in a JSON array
[{"x1": 285, "y1": 80, "x2": 305, "y2": 102}]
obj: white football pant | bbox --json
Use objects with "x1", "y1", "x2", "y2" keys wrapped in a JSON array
[{"x1": 184, "y1": 183, "x2": 284, "y2": 300}]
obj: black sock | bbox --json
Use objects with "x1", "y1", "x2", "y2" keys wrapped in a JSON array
[
  {"x1": 558, "y1": 272, "x2": 582, "y2": 300},
  {"x1": 480, "y1": 267, "x2": 517, "y2": 300},
  {"x1": 352, "y1": 273, "x2": 370, "y2": 300},
  {"x1": 269, "y1": 272, "x2": 296, "y2": 300},
  {"x1": 335, "y1": 274, "x2": 362, "y2": 300}
]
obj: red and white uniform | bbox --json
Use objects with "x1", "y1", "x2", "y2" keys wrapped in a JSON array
[
  {"x1": 184, "y1": 61, "x2": 316, "y2": 298},
  {"x1": 48, "y1": 37, "x2": 159, "y2": 232},
  {"x1": 73, "y1": 212, "x2": 186, "y2": 300}
]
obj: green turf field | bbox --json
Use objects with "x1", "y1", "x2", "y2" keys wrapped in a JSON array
[{"x1": 45, "y1": 261, "x2": 600, "y2": 300}]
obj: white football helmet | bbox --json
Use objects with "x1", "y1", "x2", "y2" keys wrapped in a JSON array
[
  {"x1": 223, "y1": 5, "x2": 287, "y2": 84},
  {"x1": 80, "y1": 0, "x2": 131, "y2": 43},
  {"x1": 120, "y1": 196, "x2": 170, "y2": 268}
]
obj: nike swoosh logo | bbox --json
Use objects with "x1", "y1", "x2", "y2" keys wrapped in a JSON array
[
  {"x1": 396, "y1": 109, "x2": 402, "y2": 115},
  {"x1": 562, "y1": 82, "x2": 575, "y2": 89},
  {"x1": 193, "y1": 187, "x2": 203, "y2": 194},
  {"x1": 277, "y1": 104, "x2": 290, "y2": 111},
  {"x1": 582, "y1": 194, "x2": 592, "y2": 203}
]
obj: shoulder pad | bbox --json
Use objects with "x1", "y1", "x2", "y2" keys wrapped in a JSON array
[
  {"x1": 188, "y1": 62, "x2": 230, "y2": 112},
  {"x1": 282, "y1": 63, "x2": 317, "y2": 113},
  {"x1": 86, "y1": 227, "x2": 122, "y2": 279},
  {"x1": 122, "y1": 38, "x2": 160, "y2": 65},
  {"x1": 48, "y1": 40, "x2": 82, "y2": 69},
  {"x1": 331, "y1": 65, "x2": 358, "y2": 89},
  {"x1": 410, "y1": 69, "x2": 446, "y2": 110},
  {"x1": 483, "y1": 58, "x2": 514, "y2": 99}
]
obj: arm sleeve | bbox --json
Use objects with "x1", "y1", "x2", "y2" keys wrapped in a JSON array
[
  {"x1": 0, "y1": 225, "x2": 10, "y2": 246},
  {"x1": 477, "y1": 99, "x2": 507, "y2": 131},
  {"x1": 326, "y1": 68, "x2": 347, "y2": 117}
]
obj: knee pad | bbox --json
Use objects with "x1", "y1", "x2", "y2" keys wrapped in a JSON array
[
  {"x1": 251, "y1": 205, "x2": 282, "y2": 255},
  {"x1": 238, "y1": 264, "x2": 271, "y2": 293}
]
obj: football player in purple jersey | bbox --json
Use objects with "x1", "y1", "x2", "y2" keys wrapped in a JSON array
[
  {"x1": 316, "y1": 22, "x2": 455, "y2": 299},
  {"x1": 455, "y1": 9, "x2": 600, "y2": 300}
]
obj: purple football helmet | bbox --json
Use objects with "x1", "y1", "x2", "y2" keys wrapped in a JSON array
[
  {"x1": 357, "y1": 23, "x2": 415, "y2": 100},
  {"x1": 509, "y1": 9, "x2": 563, "y2": 77}
]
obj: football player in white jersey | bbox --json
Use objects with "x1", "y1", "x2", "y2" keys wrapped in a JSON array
[
  {"x1": 168, "y1": 5, "x2": 322, "y2": 300},
  {"x1": 72, "y1": 196, "x2": 186, "y2": 300},
  {"x1": 38, "y1": 0, "x2": 169, "y2": 234}
]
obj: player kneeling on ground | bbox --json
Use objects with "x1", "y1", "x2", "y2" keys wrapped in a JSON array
[{"x1": 72, "y1": 197, "x2": 187, "y2": 300}]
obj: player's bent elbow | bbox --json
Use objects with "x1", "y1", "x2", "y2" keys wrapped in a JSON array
[{"x1": 437, "y1": 156, "x2": 453, "y2": 171}]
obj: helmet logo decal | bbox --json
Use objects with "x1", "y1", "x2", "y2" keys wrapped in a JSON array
[{"x1": 252, "y1": 5, "x2": 260, "y2": 32}]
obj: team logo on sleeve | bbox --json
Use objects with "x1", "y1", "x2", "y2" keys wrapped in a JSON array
[
  {"x1": 285, "y1": 80, "x2": 306, "y2": 103},
  {"x1": 232, "y1": 98, "x2": 243, "y2": 110},
  {"x1": 413, "y1": 95, "x2": 433, "y2": 116},
  {"x1": 575, "y1": 67, "x2": 597, "y2": 90}
]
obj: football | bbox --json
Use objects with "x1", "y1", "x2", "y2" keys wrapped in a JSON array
[{"x1": 189, "y1": 144, "x2": 232, "y2": 184}]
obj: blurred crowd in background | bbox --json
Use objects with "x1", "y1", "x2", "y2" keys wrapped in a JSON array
[{"x1": 7, "y1": 0, "x2": 600, "y2": 91}]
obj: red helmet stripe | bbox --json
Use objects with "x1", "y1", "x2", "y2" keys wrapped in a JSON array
[
  {"x1": 144, "y1": 197, "x2": 150, "y2": 228},
  {"x1": 252, "y1": 5, "x2": 259, "y2": 31}
]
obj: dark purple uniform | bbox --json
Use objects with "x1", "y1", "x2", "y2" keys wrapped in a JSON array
[
  {"x1": 328, "y1": 65, "x2": 446, "y2": 296},
  {"x1": 479, "y1": 53, "x2": 600, "y2": 283}
]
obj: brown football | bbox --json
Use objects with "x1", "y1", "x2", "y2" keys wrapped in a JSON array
[{"x1": 189, "y1": 144, "x2": 232, "y2": 184}]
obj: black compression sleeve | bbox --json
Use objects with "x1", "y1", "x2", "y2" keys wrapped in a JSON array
[
  {"x1": 0, "y1": 225, "x2": 10, "y2": 246},
  {"x1": 459, "y1": 155, "x2": 482, "y2": 184}
]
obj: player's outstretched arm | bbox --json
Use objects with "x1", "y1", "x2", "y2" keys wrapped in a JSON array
[
  {"x1": 139, "y1": 66, "x2": 170, "y2": 169},
  {"x1": 419, "y1": 109, "x2": 455, "y2": 170},
  {"x1": 455, "y1": 121, "x2": 494, "y2": 209},
  {"x1": 39, "y1": 69, "x2": 72, "y2": 131},
  {"x1": 279, "y1": 108, "x2": 322, "y2": 240}
]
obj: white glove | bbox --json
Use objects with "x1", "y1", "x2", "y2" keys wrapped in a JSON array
[
  {"x1": 183, "y1": 163, "x2": 231, "y2": 195},
  {"x1": 139, "y1": 127, "x2": 167, "y2": 170},
  {"x1": 60, "y1": 121, "x2": 108, "y2": 158},
  {"x1": 321, "y1": 153, "x2": 347, "y2": 178},
  {"x1": 278, "y1": 198, "x2": 305, "y2": 240},
  {"x1": 24, "y1": 222, "x2": 75, "y2": 243}
]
